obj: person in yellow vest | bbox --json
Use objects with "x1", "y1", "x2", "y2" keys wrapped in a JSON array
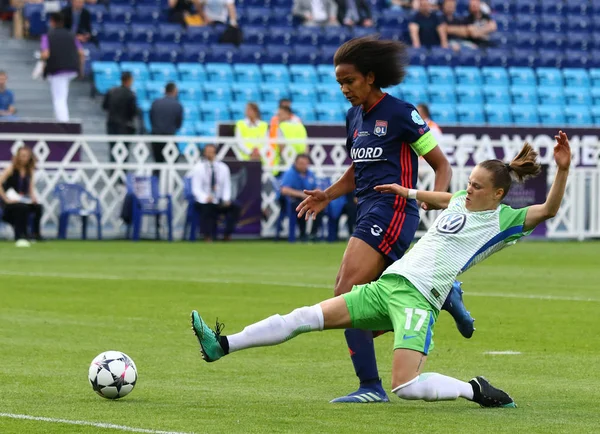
[
  {"x1": 277, "y1": 105, "x2": 308, "y2": 171},
  {"x1": 235, "y1": 102, "x2": 268, "y2": 161}
]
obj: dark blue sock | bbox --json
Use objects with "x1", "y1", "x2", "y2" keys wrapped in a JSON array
[{"x1": 344, "y1": 328, "x2": 380, "y2": 386}]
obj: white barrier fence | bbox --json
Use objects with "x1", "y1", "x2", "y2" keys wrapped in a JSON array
[{"x1": 0, "y1": 133, "x2": 599, "y2": 240}]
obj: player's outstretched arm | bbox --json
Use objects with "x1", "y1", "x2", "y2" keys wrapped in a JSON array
[
  {"x1": 297, "y1": 164, "x2": 356, "y2": 220},
  {"x1": 374, "y1": 183, "x2": 453, "y2": 210},
  {"x1": 523, "y1": 131, "x2": 571, "y2": 232}
]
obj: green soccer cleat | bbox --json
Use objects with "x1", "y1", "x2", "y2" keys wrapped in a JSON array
[
  {"x1": 469, "y1": 376, "x2": 517, "y2": 408},
  {"x1": 190, "y1": 310, "x2": 225, "y2": 362}
]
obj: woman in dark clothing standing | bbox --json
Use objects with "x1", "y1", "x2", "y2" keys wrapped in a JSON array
[{"x1": 0, "y1": 146, "x2": 44, "y2": 246}]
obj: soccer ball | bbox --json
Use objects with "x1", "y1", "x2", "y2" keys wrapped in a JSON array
[{"x1": 88, "y1": 351, "x2": 138, "y2": 399}]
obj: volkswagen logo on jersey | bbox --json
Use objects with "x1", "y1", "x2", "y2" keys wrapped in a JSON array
[
  {"x1": 373, "y1": 120, "x2": 388, "y2": 137},
  {"x1": 436, "y1": 213, "x2": 467, "y2": 234},
  {"x1": 411, "y1": 110, "x2": 426, "y2": 125}
]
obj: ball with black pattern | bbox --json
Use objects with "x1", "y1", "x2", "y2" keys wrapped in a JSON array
[{"x1": 88, "y1": 351, "x2": 137, "y2": 399}]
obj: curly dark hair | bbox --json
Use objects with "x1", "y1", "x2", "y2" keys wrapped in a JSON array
[{"x1": 333, "y1": 35, "x2": 409, "y2": 89}]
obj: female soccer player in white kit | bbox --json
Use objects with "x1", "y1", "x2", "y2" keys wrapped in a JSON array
[{"x1": 191, "y1": 131, "x2": 571, "y2": 408}]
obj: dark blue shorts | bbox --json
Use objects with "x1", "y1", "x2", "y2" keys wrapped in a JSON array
[{"x1": 352, "y1": 197, "x2": 420, "y2": 263}]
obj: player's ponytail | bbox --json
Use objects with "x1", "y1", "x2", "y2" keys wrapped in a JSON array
[{"x1": 479, "y1": 142, "x2": 542, "y2": 199}]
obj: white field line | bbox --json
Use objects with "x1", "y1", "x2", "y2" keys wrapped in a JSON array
[
  {"x1": 0, "y1": 413, "x2": 192, "y2": 434},
  {"x1": 483, "y1": 351, "x2": 522, "y2": 355},
  {"x1": 0, "y1": 270, "x2": 598, "y2": 303}
]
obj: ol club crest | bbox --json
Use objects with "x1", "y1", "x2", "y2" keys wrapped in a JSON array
[{"x1": 374, "y1": 120, "x2": 388, "y2": 137}]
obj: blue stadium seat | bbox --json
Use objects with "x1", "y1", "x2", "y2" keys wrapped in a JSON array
[
  {"x1": 455, "y1": 49, "x2": 483, "y2": 67},
  {"x1": 539, "y1": 15, "x2": 564, "y2": 33},
  {"x1": 489, "y1": 31, "x2": 514, "y2": 48},
  {"x1": 429, "y1": 104, "x2": 457, "y2": 124},
  {"x1": 199, "y1": 103, "x2": 232, "y2": 122},
  {"x1": 109, "y1": 5, "x2": 134, "y2": 24},
  {"x1": 87, "y1": 4, "x2": 106, "y2": 24},
  {"x1": 566, "y1": 31, "x2": 591, "y2": 51},
  {"x1": 269, "y1": 7, "x2": 293, "y2": 26},
  {"x1": 427, "y1": 66, "x2": 455, "y2": 85},
  {"x1": 565, "y1": 106, "x2": 593, "y2": 126},
  {"x1": 195, "y1": 121, "x2": 217, "y2": 137},
  {"x1": 120, "y1": 61, "x2": 150, "y2": 81},
  {"x1": 541, "y1": 0, "x2": 564, "y2": 16},
  {"x1": 510, "y1": 49, "x2": 536, "y2": 68},
  {"x1": 260, "y1": 82, "x2": 289, "y2": 102},
  {"x1": 387, "y1": 84, "x2": 403, "y2": 100},
  {"x1": 289, "y1": 65, "x2": 318, "y2": 84},
  {"x1": 538, "y1": 86, "x2": 565, "y2": 105},
  {"x1": 157, "y1": 24, "x2": 184, "y2": 44},
  {"x1": 315, "y1": 84, "x2": 345, "y2": 103},
  {"x1": 377, "y1": 9, "x2": 406, "y2": 27},
  {"x1": 289, "y1": 83, "x2": 317, "y2": 103},
  {"x1": 92, "y1": 61, "x2": 120, "y2": 80},
  {"x1": 316, "y1": 103, "x2": 345, "y2": 122},
  {"x1": 427, "y1": 85, "x2": 456, "y2": 104},
  {"x1": 263, "y1": 44, "x2": 292, "y2": 64},
  {"x1": 590, "y1": 69, "x2": 600, "y2": 87},
  {"x1": 184, "y1": 26, "x2": 219, "y2": 44},
  {"x1": 135, "y1": 5, "x2": 161, "y2": 24},
  {"x1": 205, "y1": 63, "x2": 234, "y2": 82},
  {"x1": 401, "y1": 85, "x2": 428, "y2": 104},
  {"x1": 292, "y1": 103, "x2": 317, "y2": 122},
  {"x1": 511, "y1": 105, "x2": 539, "y2": 125},
  {"x1": 290, "y1": 45, "x2": 320, "y2": 65},
  {"x1": 202, "y1": 82, "x2": 232, "y2": 103},
  {"x1": 481, "y1": 67, "x2": 509, "y2": 86},
  {"x1": 99, "y1": 23, "x2": 129, "y2": 43},
  {"x1": 516, "y1": 0, "x2": 540, "y2": 15},
  {"x1": 231, "y1": 82, "x2": 261, "y2": 102},
  {"x1": 567, "y1": 16, "x2": 592, "y2": 33},
  {"x1": 233, "y1": 64, "x2": 262, "y2": 83},
  {"x1": 126, "y1": 42, "x2": 152, "y2": 62},
  {"x1": 510, "y1": 85, "x2": 538, "y2": 105},
  {"x1": 181, "y1": 103, "x2": 200, "y2": 123},
  {"x1": 593, "y1": 32, "x2": 600, "y2": 50},
  {"x1": 316, "y1": 64, "x2": 336, "y2": 84},
  {"x1": 352, "y1": 27, "x2": 377, "y2": 39},
  {"x1": 483, "y1": 85, "x2": 511, "y2": 104},
  {"x1": 322, "y1": 26, "x2": 352, "y2": 46},
  {"x1": 206, "y1": 44, "x2": 239, "y2": 64},
  {"x1": 178, "y1": 82, "x2": 204, "y2": 102},
  {"x1": 483, "y1": 48, "x2": 509, "y2": 67},
  {"x1": 145, "y1": 81, "x2": 165, "y2": 100},
  {"x1": 228, "y1": 102, "x2": 246, "y2": 120},
  {"x1": 179, "y1": 44, "x2": 209, "y2": 63},
  {"x1": 265, "y1": 26, "x2": 294, "y2": 45},
  {"x1": 484, "y1": 104, "x2": 512, "y2": 125},
  {"x1": 148, "y1": 62, "x2": 178, "y2": 82},
  {"x1": 238, "y1": 44, "x2": 265, "y2": 64},
  {"x1": 244, "y1": 6, "x2": 271, "y2": 26},
  {"x1": 404, "y1": 66, "x2": 428, "y2": 86},
  {"x1": 564, "y1": 88, "x2": 592, "y2": 106},
  {"x1": 538, "y1": 106, "x2": 566, "y2": 126},
  {"x1": 456, "y1": 85, "x2": 483, "y2": 104},
  {"x1": 489, "y1": 0, "x2": 513, "y2": 14},
  {"x1": 493, "y1": 13, "x2": 514, "y2": 32},
  {"x1": 428, "y1": 47, "x2": 454, "y2": 66},
  {"x1": 408, "y1": 48, "x2": 428, "y2": 66},
  {"x1": 295, "y1": 27, "x2": 324, "y2": 46},
  {"x1": 562, "y1": 68, "x2": 591, "y2": 88},
  {"x1": 261, "y1": 64, "x2": 290, "y2": 84},
  {"x1": 514, "y1": 31, "x2": 540, "y2": 49},
  {"x1": 591, "y1": 88, "x2": 600, "y2": 106},
  {"x1": 98, "y1": 42, "x2": 125, "y2": 62},
  {"x1": 379, "y1": 26, "x2": 404, "y2": 42},
  {"x1": 515, "y1": 15, "x2": 539, "y2": 32},
  {"x1": 568, "y1": 0, "x2": 592, "y2": 16},
  {"x1": 130, "y1": 24, "x2": 156, "y2": 43},
  {"x1": 241, "y1": 26, "x2": 267, "y2": 45},
  {"x1": 536, "y1": 67, "x2": 563, "y2": 87},
  {"x1": 456, "y1": 104, "x2": 485, "y2": 124},
  {"x1": 454, "y1": 66, "x2": 482, "y2": 86},
  {"x1": 151, "y1": 43, "x2": 182, "y2": 63},
  {"x1": 539, "y1": 32, "x2": 565, "y2": 50},
  {"x1": 177, "y1": 63, "x2": 206, "y2": 82},
  {"x1": 591, "y1": 106, "x2": 600, "y2": 126},
  {"x1": 563, "y1": 52, "x2": 590, "y2": 69},
  {"x1": 319, "y1": 45, "x2": 339, "y2": 64},
  {"x1": 588, "y1": 50, "x2": 600, "y2": 68}
]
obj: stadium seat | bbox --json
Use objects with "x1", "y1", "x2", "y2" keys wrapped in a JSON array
[
  {"x1": 289, "y1": 83, "x2": 317, "y2": 103},
  {"x1": 352, "y1": 27, "x2": 377, "y2": 39},
  {"x1": 233, "y1": 64, "x2": 262, "y2": 83},
  {"x1": 146, "y1": 81, "x2": 165, "y2": 100},
  {"x1": 295, "y1": 27, "x2": 324, "y2": 46},
  {"x1": 514, "y1": 31, "x2": 540, "y2": 48},
  {"x1": 516, "y1": 0, "x2": 540, "y2": 15},
  {"x1": 180, "y1": 43, "x2": 209, "y2": 63},
  {"x1": 322, "y1": 26, "x2": 352, "y2": 46},
  {"x1": 265, "y1": 26, "x2": 294, "y2": 46},
  {"x1": 567, "y1": 16, "x2": 591, "y2": 33},
  {"x1": 199, "y1": 103, "x2": 231, "y2": 122},
  {"x1": 126, "y1": 42, "x2": 152, "y2": 62},
  {"x1": 227, "y1": 102, "x2": 245, "y2": 120},
  {"x1": 157, "y1": 24, "x2": 185, "y2": 43},
  {"x1": 54, "y1": 183, "x2": 102, "y2": 240},
  {"x1": 109, "y1": 5, "x2": 134, "y2": 24},
  {"x1": 261, "y1": 64, "x2": 290, "y2": 84},
  {"x1": 316, "y1": 84, "x2": 345, "y2": 103},
  {"x1": 401, "y1": 85, "x2": 428, "y2": 104},
  {"x1": 481, "y1": 67, "x2": 509, "y2": 86},
  {"x1": 231, "y1": 82, "x2": 261, "y2": 103},
  {"x1": 99, "y1": 23, "x2": 130, "y2": 43},
  {"x1": 148, "y1": 62, "x2": 178, "y2": 82},
  {"x1": 130, "y1": 24, "x2": 156, "y2": 43},
  {"x1": 178, "y1": 82, "x2": 204, "y2": 102},
  {"x1": 484, "y1": 104, "x2": 512, "y2": 125},
  {"x1": 195, "y1": 121, "x2": 217, "y2": 137},
  {"x1": 92, "y1": 61, "x2": 120, "y2": 80},
  {"x1": 184, "y1": 26, "x2": 219, "y2": 44},
  {"x1": 562, "y1": 69, "x2": 591, "y2": 88},
  {"x1": 428, "y1": 47, "x2": 454, "y2": 66},
  {"x1": 263, "y1": 44, "x2": 292, "y2": 65},
  {"x1": 536, "y1": 49, "x2": 564, "y2": 68},
  {"x1": 289, "y1": 65, "x2": 318, "y2": 84},
  {"x1": 319, "y1": 45, "x2": 339, "y2": 64},
  {"x1": 563, "y1": 52, "x2": 590, "y2": 69},
  {"x1": 510, "y1": 85, "x2": 538, "y2": 105},
  {"x1": 541, "y1": 0, "x2": 563, "y2": 16},
  {"x1": 515, "y1": 15, "x2": 539, "y2": 32},
  {"x1": 379, "y1": 27, "x2": 404, "y2": 42},
  {"x1": 455, "y1": 49, "x2": 483, "y2": 67},
  {"x1": 120, "y1": 61, "x2": 150, "y2": 81},
  {"x1": 205, "y1": 63, "x2": 234, "y2": 82},
  {"x1": 429, "y1": 104, "x2": 457, "y2": 124},
  {"x1": 125, "y1": 174, "x2": 172, "y2": 242},
  {"x1": 269, "y1": 7, "x2": 293, "y2": 26},
  {"x1": 484, "y1": 48, "x2": 509, "y2": 67},
  {"x1": 151, "y1": 43, "x2": 182, "y2": 63},
  {"x1": 408, "y1": 48, "x2": 428, "y2": 66},
  {"x1": 456, "y1": 104, "x2": 485, "y2": 124},
  {"x1": 454, "y1": 66, "x2": 482, "y2": 86},
  {"x1": 456, "y1": 85, "x2": 484, "y2": 104},
  {"x1": 510, "y1": 105, "x2": 539, "y2": 125},
  {"x1": 590, "y1": 106, "x2": 600, "y2": 126},
  {"x1": 566, "y1": 32, "x2": 591, "y2": 51},
  {"x1": 98, "y1": 42, "x2": 125, "y2": 62},
  {"x1": 290, "y1": 46, "x2": 320, "y2": 65},
  {"x1": 538, "y1": 106, "x2": 566, "y2": 126},
  {"x1": 428, "y1": 85, "x2": 456, "y2": 104},
  {"x1": 237, "y1": 44, "x2": 264, "y2": 64},
  {"x1": 316, "y1": 103, "x2": 345, "y2": 122},
  {"x1": 483, "y1": 85, "x2": 511, "y2": 105},
  {"x1": 181, "y1": 103, "x2": 200, "y2": 123},
  {"x1": 538, "y1": 86, "x2": 566, "y2": 105},
  {"x1": 316, "y1": 64, "x2": 336, "y2": 84},
  {"x1": 539, "y1": 15, "x2": 564, "y2": 33},
  {"x1": 131, "y1": 82, "x2": 148, "y2": 101},
  {"x1": 241, "y1": 26, "x2": 267, "y2": 45},
  {"x1": 564, "y1": 106, "x2": 593, "y2": 126},
  {"x1": 427, "y1": 66, "x2": 455, "y2": 85},
  {"x1": 202, "y1": 82, "x2": 232, "y2": 103},
  {"x1": 538, "y1": 32, "x2": 565, "y2": 50},
  {"x1": 404, "y1": 66, "x2": 428, "y2": 86},
  {"x1": 260, "y1": 82, "x2": 289, "y2": 102},
  {"x1": 135, "y1": 5, "x2": 161, "y2": 24},
  {"x1": 206, "y1": 44, "x2": 239, "y2": 64},
  {"x1": 564, "y1": 88, "x2": 592, "y2": 106},
  {"x1": 509, "y1": 49, "x2": 536, "y2": 68},
  {"x1": 536, "y1": 67, "x2": 564, "y2": 87},
  {"x1": 177, "y1": 63, "x2": 206, "y2": 82},
  {"x1": 244, "y1": 6, "x2": 271, "y2": 26}
]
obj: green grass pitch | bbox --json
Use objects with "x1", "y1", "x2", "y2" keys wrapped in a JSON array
[{"x1": 1, "y1": 240, "x2": 599, "y2": 434}]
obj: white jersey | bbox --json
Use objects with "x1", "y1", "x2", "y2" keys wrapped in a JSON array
[{"x1": 383, "y1": 190, "x2": 531, "y2": 310}]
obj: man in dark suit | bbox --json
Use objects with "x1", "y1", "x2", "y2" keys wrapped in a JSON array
[
  {"x1": 335, "y1": 0, "x2": 373, "y2": 27},
  {"x1": 103, "y1": 72, "x2": 137, "y2": 164},
  {"x1": 150, "y1": 82, "x2": 184, "y2": 177},
  {"x1": 62, "y1": 0, "x2": 92, "y2": 43}
]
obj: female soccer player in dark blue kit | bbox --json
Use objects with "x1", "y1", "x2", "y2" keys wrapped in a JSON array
[{"x1": 296, "y1": 36, "x2": 474, "y2": 403}]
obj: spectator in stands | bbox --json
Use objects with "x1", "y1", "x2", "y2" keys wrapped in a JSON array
[
  {"x1": 40, "y1": 12, "x2": 84, "y2": 122},
  {"x1": 293, "y1": 0, "x2": 339, "y2": 26},
  {"x1": 268, "y1": 99, "x2": 300, "y2": 172},
  {"x1": 277, "y1": 106, "x2": 308, "y2": 158},
  {"x1": 191, "y1": 144, "x2": 240, "y2": 242},
  {"x1": 235, "y1": 102, "x2": 268, "y2": 162},
  {"x1": 441, "y1": 0, "x2": 470, "y2": 50},
  {"x1": 464, "y1": 0, "x2": 496, "y2": 48},
  {"x1": 280, "y1": 154, "x2": 322, "y2": 242},
  {"x1": 417, "y1": 103, "x2": 442, "y2": 142},
  {"x1": 168, "y1": 0, "x2": 203, "y2": 26},
  {"x1": 0, "y1": 71, "x2": 16, "y2": 118},
  {"x1": 103, "y1": 72, "x2": 137, "y2": 163},
  {"x1": 150, "y1": 82, "x2": 183, "y2": 176},
  {"x1": 62, "y1": 0, "x2": 92, "y2": 43},
  {"x1": 199, "y1": 0, "x2": 238, "y2": 27},
  {"x1": 408, "y1": 0, "x2": 448, "y2": 48},
  {"x1": 335, "y1": 0, "x2": 373, "y2": 27},
  {"x1": 0, "y1": 146, "x2": 44, "y2": 246}
]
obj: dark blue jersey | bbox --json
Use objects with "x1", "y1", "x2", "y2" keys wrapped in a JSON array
[{"x1": 345, "y1": 93, "x2": 437, "y2": 216}]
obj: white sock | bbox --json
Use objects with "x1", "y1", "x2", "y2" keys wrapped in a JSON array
[
  {"x1": 226, "y1": 305, "x2": 324, "y2": 353},
  {"x1": 392, "y1": 373, "x2": 474, "y2": 402}
]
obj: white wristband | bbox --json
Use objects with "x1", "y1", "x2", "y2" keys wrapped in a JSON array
[{"x1": 407, "y1": 189, "x2": 418, "y2": 200}]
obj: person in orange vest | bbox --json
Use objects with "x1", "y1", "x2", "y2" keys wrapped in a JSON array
[
  {"x1": 417, "y1": 103, "x2": 442, "y2": 143},
  {"x1": 268, "y1": 99, "x2": 303, "y2": 175}
]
